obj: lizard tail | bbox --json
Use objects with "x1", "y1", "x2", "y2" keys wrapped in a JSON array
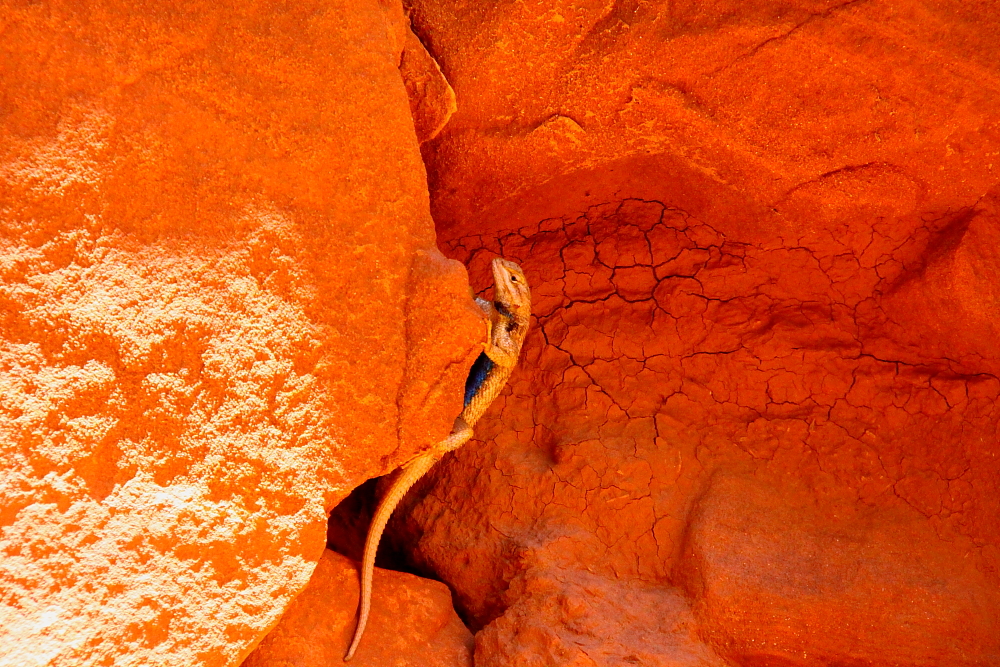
[{"x1": 344, "y1": 451, "x2": 442, "y2": 662}]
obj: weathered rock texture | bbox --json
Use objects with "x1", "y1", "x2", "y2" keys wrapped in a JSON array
[
  {"x1": 242, "y1": 549, "x2": 473, "y2": 667},
  {"x1": 0, "y1": 1, "x2": 480, "y2": 665},
  {"x1": 6, "y1": 0, "x2": 1000, "y2": 664},
  {"x1": 385, "y1": 1, "x2": 1000, "y2": 665}
]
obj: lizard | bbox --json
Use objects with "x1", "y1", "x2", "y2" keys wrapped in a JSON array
[{"x1": 344, "y1": 257, "x2": 531, "y2": 662}]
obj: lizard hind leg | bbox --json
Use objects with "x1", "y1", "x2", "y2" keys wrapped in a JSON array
[
  {"x1": 437, "y1": 417, "x2": 474, "y2": 454},
  {"x1": 344, "y1": 451, "x2": 442, "y2": 661}
]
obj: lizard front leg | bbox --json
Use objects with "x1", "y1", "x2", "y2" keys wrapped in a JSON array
[
  {"x1": 475, "y1": 297, "x2": 496, "y2": 353},
  {"x1": 483, "y1": 320, "x2": 519, "y2": 368}
]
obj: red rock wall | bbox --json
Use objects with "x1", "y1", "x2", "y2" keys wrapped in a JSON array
[
  {"x1": 0, "y1": 0, "x2": 480, "y2": 665},
  {"x1": 385, "y1": 1, "x2": 1000, "y2": 665},
  {"x1": 4, "y1": 0, "x2": 1000, "y2": 665}
]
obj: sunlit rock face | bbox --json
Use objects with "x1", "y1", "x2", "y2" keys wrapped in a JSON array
[
  {"x1": 0, "y1": 1, "x2": 480, "y2": 665},
  {"x1": 388, "y1": 1, "x2": 1000, "y2": 665},
  {"x1": 4, "y1": 0, "x2": 1000, "y2": 665}
]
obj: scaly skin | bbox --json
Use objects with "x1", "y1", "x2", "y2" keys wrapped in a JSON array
[{"x1": 344, "y1": 258, "x2": 531, "y2": 661}]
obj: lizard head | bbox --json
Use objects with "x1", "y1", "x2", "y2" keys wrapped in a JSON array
[{"x1": 491, "y1": 258, "x2": 531, "y2": 322}]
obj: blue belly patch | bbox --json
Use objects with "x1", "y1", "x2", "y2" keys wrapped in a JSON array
[{"x1": 464, "y1": 352, "x2": 495, "y2": 406}]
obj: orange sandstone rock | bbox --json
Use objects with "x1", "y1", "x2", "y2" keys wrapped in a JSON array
[
  {"x1": 0, "y1": 0, "x2": 480, "y2": 665},
  {"x1": 242, "y1": 549, "x2": 472, "y2": 667},
  {"x1": 680, "y1": 472, "x2": 1000, "y2": 666},
  {"x1": 475, "y1": 565, "x2": 729, "y2": 667},
  {"x1": 400, "y1": 27, "x2": 457, "y2": 144}
]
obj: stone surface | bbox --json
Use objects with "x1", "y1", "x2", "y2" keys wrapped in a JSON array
[
  {"x1": 242, "y1": 549, "x2": 473, "y2": 667},
  {"x1": 0, "y1": 1, "x2": 481, "y2": 666},
  {"x1": 400, "y1": 26, "x2": 457, "y2": 144},
  {"x1": 7, "y1": 0, "x2": 1000, "y2": 664},
  {"x1": 476, "y1": 565, "x2": 728, "y2": 667},
  {"x1": 385, "y1": 1, "x2": 1000, "y2": 665},
  {"x1": 680, "y1": 472, "x2": 999, "y2": 667}
]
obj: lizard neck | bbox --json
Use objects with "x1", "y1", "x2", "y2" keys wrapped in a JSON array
[{"x1": 494, "y1": 300, "x2": 530, "y2": 328}]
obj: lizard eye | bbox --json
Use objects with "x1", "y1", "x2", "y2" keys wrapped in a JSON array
[{"x1": 510, "y1": 275, "x2": 518, "y2": 283}]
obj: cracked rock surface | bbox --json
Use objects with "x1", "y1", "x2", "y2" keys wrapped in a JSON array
[{"x1": 386, "y1": 1, "x2": 1000, "y2": 665}]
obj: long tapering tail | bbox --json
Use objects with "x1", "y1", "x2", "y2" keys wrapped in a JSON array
[{"x1": 344, "y1": 451, "x2": 442, "y2": 661}]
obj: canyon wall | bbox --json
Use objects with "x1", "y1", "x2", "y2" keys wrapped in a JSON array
[
  {"x1": 0, "y1": 1, "x2": 479, "y2": 665},
  {"x1": 2, "y1": 1, "x2": 999, "y2": 666},
  {"x1": 386, "y1": 1, "x2": 1000, "y2": 665}
]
